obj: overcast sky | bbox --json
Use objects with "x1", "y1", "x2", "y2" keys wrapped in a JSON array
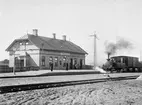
[{"x1": 0, "y1": 0, "x2": 142, "y2": 65}]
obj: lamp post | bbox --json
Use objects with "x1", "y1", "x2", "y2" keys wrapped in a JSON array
[
  {"x1": 13, "y1": 51, "x2": 16, "y2": 75},
  {"x1": 90, "y1": 32, "x2": 99, "y2": 69},
  {"x1": 12, "y1": 48, "x2": 17, "y2": 75},
  {"x1": 12, "y1": 42, "x2": 19, "y2": 75},
  {"x1": 41, "y1": 43, "x2": 44, "y2": 69}
]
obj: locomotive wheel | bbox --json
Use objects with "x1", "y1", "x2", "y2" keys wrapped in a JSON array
[
  {"x1": 138, "y1": 68, "x2": 140, "y2": 72},
  {"x1": 118, "y1": 69, "x2": 121, "y2": 73},
  {"x1": 110, "y1": 69, "x2": 113, "y2": 73},
  {"x1": 140, "y1": 68, "x2": 142, "y2": 72},
  {"x1": 120, "y1": 69, "x2": 123, "y2": 73},
  {"x1": 132, "y1": 68, "x2": 136, "y2": 72},
  {"x1": 124, "y1": 68, "x2": 127, "y2": 72}
]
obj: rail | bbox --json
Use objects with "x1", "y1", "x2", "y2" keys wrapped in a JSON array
[{"x1": 0, "y1": 75, "x2": 139, "y2": 94}]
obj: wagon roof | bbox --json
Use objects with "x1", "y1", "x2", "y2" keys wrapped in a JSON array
[{"x1": 111, "y1": 56, "x2": 138, "y2": 58}]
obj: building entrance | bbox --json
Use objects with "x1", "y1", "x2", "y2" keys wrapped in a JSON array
[
  {"x1": 15, "y1": 58, "x2": 24, "y2": 70},
  {"x1": 80, "y1": 59, "x2": 83, "y2": 69},
  {"x1": 20, "y1": 59, "x2": 24, "y2": 68}
]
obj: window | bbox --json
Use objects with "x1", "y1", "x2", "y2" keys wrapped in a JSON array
[
  {"x1": 41, "y1": 56, "x2": 45, "y2": 66},
  {"x1": 63, "y1": 57, "x2": 66, "y2": 61},
  {"x1": 82, "y1": 59, "x2": 84, "y2": 65},
  {"x1": 55, "y1": 57, "x2": 58, "y2": 67},
  {"x1": 74, "y1": 58, "x2": 77, "y2": 64},
  {"x1": 49, "y1": 56, "x2": 53, "y2": 66},
  {"x1": 20, "y1": 42, "x2": 23, "y2": 45},
  {"x1": 26, "y1": 42, "x2": 29, "y2": 45},
  {"x1": 63, "y1": 56, "x2": 66, "y2": 67},
  {"x1": 49, "y1": 56, "x2": 53, "y2": 61}
]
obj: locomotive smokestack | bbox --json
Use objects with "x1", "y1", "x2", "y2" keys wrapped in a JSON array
[
  {"x1": 104, "y1": 41, "x2": 116, "y2": 58},
  {"x1": 107, "y1": 53, "x2": 110, "y2": 61},
  {"x1": 106, "y1": 53, "x2": 111, "y2": 61}
]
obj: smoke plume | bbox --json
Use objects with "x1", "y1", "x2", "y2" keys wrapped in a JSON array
[
  {"x1": 105, "y1": 42, "x2": 117, "y2": 56},
  {"x1": 105, "y1": 37, "x2": 133, "y2": 58},
  {"x1": 116, "y1": 38, "x2": 133, "y2": 49}
]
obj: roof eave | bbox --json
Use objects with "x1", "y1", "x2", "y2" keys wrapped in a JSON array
[
  {"x1": 5, "y1": 40, "x2": 17, "y2": 51},
  {"x1": 6, "y1": 38, "x2": 29, "y2": 51}
]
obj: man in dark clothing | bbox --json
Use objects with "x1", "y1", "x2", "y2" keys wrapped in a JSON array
[
  {"x1": 50, "y1": 62, "x2": 53, "y2": 71},
  {"x1": 66, "y1": 63, "x2": 68, "y2": 71}
]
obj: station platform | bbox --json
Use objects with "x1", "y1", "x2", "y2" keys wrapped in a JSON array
[
  {"x1": 0, "y1": 69, "x2": 100, "y2": 78},
  {"x1": 0, "y1": 70, "x2": 141, "y2": 87}
]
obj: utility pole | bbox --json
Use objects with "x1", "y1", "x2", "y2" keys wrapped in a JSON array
[
  {"x1": 13, "y1": 51, "x2": 16, "y2": 75},
  {"x1": 12, "y1": 42, "x2": 19, "y2": 75},
  {"x1": 13, "y1": 48, "x2": 17, "y2": 75},
  {"x1": 90, "y1": 32, "x2": 99, "y2": 69}
]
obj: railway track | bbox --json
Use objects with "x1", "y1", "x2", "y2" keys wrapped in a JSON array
[{"x1": 0, "y1": 75, "x2": 139, "y2": 94}]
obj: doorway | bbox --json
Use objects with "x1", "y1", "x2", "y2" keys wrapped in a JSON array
[
  {"x1": 20, "y1": 59, "x2": 24, "y2": 68},
  {"x1": 80, "y1": 59, "x2": 83, "y2": 69}
]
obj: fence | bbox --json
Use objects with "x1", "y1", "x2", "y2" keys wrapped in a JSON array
[
  {"x1": 0, "y1": 65, "x2": 93, "y2": 73},
  {"x1": 0, "y1": 65, "x2": 40, "y2": 73}
]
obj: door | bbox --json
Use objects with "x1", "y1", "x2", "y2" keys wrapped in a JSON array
[
  {"x1": 20, "y1": 59, "x2": 24, "y2": 68},
  {"x1": 80, "y1": 59, "x2": 83, "y2": 69}
]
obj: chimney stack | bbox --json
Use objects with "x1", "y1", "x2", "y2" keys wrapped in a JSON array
[
  {"x1": 53, "y1": 33, "x2": 56, "y2": 39},
  {"x1": 63, "y1": 35, "x2": 66, "y2": 41},
  {"x1": 107, "y1": 53, "x2": 110, "y2": 61},
  {"x1": 33, "y1": 29, "x2": 38, "y2": 36}
]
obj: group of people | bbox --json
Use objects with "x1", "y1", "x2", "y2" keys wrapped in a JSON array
[
  {"x1": 49, "y1": 61, "x2": 81, "y2": 71},
  {"x1": 49, "y1": 62, "x2": 69, "y2": 71}
]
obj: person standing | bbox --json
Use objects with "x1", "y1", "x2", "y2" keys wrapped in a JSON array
[
  {"x1": 50, "y1": 62, "x2": 53, "y2": 71},
  {"x1": 66, "y1": 63, "x2": 68, "y2": 71}
]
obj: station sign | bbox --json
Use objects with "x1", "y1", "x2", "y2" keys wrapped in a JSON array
[{"x1": 60, "y1": 53, "x2": 70, "y2": 56}]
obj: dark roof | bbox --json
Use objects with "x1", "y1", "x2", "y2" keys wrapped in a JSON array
[
  {"x1": 111, "y1": 56, "x2": 138, "y2": 59},
  {"x1": 6, "y1": 34, "x2": 88, "y2": 54}
]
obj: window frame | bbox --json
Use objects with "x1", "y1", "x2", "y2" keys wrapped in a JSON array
[
  {"x1": 54, "y1": 57, "x2": 58, "y2": 67},
  {"x1": 41, "y1": 56, "x2": 45, "y2": 66}
]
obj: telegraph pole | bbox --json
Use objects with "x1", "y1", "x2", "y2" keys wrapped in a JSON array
[
  {"x1": 90, "y1": 32, "x2": 99, "y2": 69},
  {"x1": 13, "y1": 51, "x2": 16, "y2": 75},
  {"x1": 12, "y1": 42, "x2": 19, "y2": 75}
]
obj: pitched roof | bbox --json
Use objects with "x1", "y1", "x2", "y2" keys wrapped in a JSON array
[{"x1": 6, "y1": 34, "x2": 88, "y2": 54}]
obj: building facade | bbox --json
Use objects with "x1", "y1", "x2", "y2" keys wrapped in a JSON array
[{"x1": 6, "y1": 29, "x2": 88, "y2": 71}]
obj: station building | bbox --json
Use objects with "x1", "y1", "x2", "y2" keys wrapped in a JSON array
[{"x1": 6, "y1": 29, "x2": 88, "y2": 71}]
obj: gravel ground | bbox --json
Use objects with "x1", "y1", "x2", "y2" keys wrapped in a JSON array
[{"x1": 1, "y1": 80, "x2": 142, "y2": 105}]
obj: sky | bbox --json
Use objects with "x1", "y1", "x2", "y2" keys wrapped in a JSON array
[{"x1": 0, "y1": 0, "x2": 142, "y2": 65}]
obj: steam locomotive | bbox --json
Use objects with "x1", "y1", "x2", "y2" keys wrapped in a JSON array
[{"x1": 103, "y1": 56, "x2": 142, "y2": 72}]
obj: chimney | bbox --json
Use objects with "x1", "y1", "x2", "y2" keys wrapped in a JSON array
[
  {"x1": 53, "y1": 33, "x2": 56, "y2": 39},
  {"x1": 33, "y1": 29, "x2": 38, "y2": 36},
  {"x1": 107, "y1": 53, "x2": 110, "y2": 61},
  {"x1": 63, "y1": 35, "x2": 66, "y2": 41}
]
